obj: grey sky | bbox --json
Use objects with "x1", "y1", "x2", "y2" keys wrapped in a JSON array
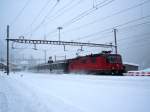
[{"x1": 0, "y1": 0, "x2": 150, "y2": 69}]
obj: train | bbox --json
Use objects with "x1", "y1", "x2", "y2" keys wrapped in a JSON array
[{"x1": 29, "y1": 51, "x2": 125, "y2": 75}]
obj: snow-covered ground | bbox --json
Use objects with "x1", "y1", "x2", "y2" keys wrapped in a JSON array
[{"x1": 0, "y1": 71, "x2": 150, "y2": 112}]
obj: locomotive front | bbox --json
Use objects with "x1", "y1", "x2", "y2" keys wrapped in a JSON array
[{"x1": 105, "y1": 54, "x2": 125, "y2": 75}]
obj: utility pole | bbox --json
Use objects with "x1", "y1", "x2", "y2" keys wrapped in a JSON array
[
  {"x1": 6, "y1": 25, "x2": 9, "y2": 75},
  {"x1": 113, "y1": 28, "x2": 117, "y2": 54},
  {"x1": 57, "y1": 27, "x2": 63, "y2": 42}
]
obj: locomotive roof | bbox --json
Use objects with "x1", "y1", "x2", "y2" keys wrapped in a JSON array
[{"x1": 70, "y1": 53, "x2": 121, "y2": 61}]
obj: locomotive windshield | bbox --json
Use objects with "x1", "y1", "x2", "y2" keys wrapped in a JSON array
[{"x1": 107, "y1": 55, "x2": 122, "y2": 63}]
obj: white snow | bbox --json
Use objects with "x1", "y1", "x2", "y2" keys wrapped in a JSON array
[{"x1": 0, "y1": 71, "x2": 150, "y2": 112}]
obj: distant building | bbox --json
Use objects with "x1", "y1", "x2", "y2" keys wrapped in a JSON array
[
  {"x1": 0, "y1": 63, "x2": 6, "y2": 71},
  {"x1": 0, "y1": 62, "x2": 24, "y2": 72},
  {"x1": 124, "y1": 62, "x2": 139, "y2": 72}
]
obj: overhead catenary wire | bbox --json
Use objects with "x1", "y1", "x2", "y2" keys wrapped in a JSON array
[
  {"x1": 25, "y1": 0, "x2": 60, "y2": 36},
  {"x1": 118, "y1": 21, "x2": 150, "y2": 32},
  {"x1": 30, "y1": 0, "x2": 52, "y2": 26},
  {"x1": 2, "y1": 0, "x2": 31, "y2": 38},
  {"x1": 46, "y1": 0, "x2": 115, "y2": 37},
  {"x1": 72, "y1": 14, "x2": 150, "y2": 41},
  {"x1": 118, "y1": 32, "x2": 150, "y2": 42},
  {"x1": 62, "y1": 0, "x2": 150, "y2": 35},
  {"x1": 118, "y1": 33, "x2": 150, "y2": 45},
  {"x1": 13, "y1": 0, "x2": 59, "y2": 52},
  {"x1": 11, "y1": 0, "x2": 150, "y2": 57},
  {"x1": 120, "y1": 38, "x2": 150, "y2": 50},
  {"x1": 61, "y1": 0, "x2": 114, "y2": 27},
  {"x1": 46, "y1": 0, "x2": 82, "y2": 22},
  {"x1": 15, "y1": 14, "x2": 150, "y2": 55},
  {"x1": 46, "y1": 17, "x2": 150, "y2": 41},
  {"x1": 30, "y1": 0, "x2": 59, "y2": 34},
  {"x1": 41, "y1": 0, "x2": 84, "y2": 37},
  {"x1": 10, "y1": 0, "x2": 31, "y2": 27},
  {"x1": 87, "y1": 20, "x2": 150, "y2": 42},
  {"x1": 23, "y1": 0, "x2": 52, "y2": 36}
]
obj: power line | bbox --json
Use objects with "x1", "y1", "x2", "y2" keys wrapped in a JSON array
[
  {"x1": 87, "y1": 24, "x2": 150, "y2": 49},
  {"x1": 118, "y1": 32, "x2": 150, "y2": 43},
  {"x1": 120, "y1": 38, "x2": 150, "y2": 50},
  {"x1": 13, "y1": 0, "x2": 59, "y2": 52},
  {"x1": 30, "y1": 1, "x2": 59, "y2": 34},
  {"x1": 46, "y1": 0, "x2": 115, "y2": 37},
  {"x1": 7, "y1": 0, "x2": 112, "y2": 54},
  {"x1": 119, "y1": 21, "x2": 150, "y2": 32},
  {"x1": 62, "y1": 0, "x2": 150, "y2": 34},
  {"x1": 88, "y1": 33, "x2": 113, "y2": 42},
  {"x1": 23, "y1": 0, "x2": 52, "y2": 36},
  {"x1": 115, "y1": 15, "x2": 150, "y2": 28},
  {"x1": 47, "y1": 0, "x2": 81, "y2": 21},
  {"x1": 76, "y1": 30, "x2": 112, "y2": 41},
  {"x1": 31, "y1": 0, "x2": 52, "y2": 26},
  {"x1": 72, "y1": 14, "x2": 150, "y2": 41},
  {"x1": 10, "y1": 0, "x2": 31, "y2": 27},
  {"x1": 25, "y1": 0, "x2": 60, "y2": 36},
  {"x1": 61, "y1": 0, "x2": 114, "y2": 28},
  {"x1": 43, "y1": 0, "x2": 84, "y2": 37},
  {"x1": 3, "y1": 0, "x2": 31, "y2": 39},
  {"x1": 87, "y1": 20, "x2": 150, "y2": 42}
]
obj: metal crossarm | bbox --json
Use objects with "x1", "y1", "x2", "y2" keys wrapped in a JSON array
[{"x1": 7, "y1": 39, "x2": 115, "y2": 48}]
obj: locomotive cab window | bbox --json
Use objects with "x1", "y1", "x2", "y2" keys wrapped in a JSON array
[{"x1": 107, "y1": 55, "x2": 122, "y2": 63}]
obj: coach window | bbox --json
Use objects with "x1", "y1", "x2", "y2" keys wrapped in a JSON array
[
  {"x1": 60, "y1": 64, "x2": 62, "y2": 68},
  {"x1": 54, "y1": 64, "x2": 57, "y2": 69}
]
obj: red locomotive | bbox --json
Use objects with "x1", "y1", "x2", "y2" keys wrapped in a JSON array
[
  {"x1": 31, "y1": 51, "x2": 125, "y2": 75},
  {"x1": 68, "y1": 51, "x2": 125, "y2": 75}
]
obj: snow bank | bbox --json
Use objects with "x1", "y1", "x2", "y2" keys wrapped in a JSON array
[{"x1": 1, "y1": 72, "x2": 150, "y2": 112}]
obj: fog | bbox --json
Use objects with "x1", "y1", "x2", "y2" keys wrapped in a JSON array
[{"x1": 0, "y1": 0, "x2": 150, "y2": 69}]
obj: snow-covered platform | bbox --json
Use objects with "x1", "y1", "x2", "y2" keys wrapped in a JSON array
[{"x1": 0, "y1": 72, "x2": 150, "y2": 112}]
